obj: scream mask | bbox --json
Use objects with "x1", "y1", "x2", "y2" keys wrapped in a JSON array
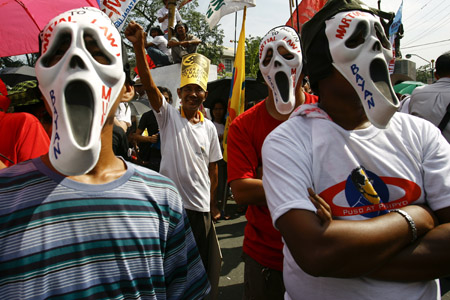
[
  {"x1": 36, "y1": 7, "x2": 125, "y2": 176},
  {"x1": 259, "y1": 26, "x2": 303, "y2": 115},
  {"x1": 325, "y1": 10, "x2": 399, "y2": 128}
]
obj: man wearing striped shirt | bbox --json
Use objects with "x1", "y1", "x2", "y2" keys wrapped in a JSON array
[{"x1": 0, "y1": 7, "x2": 209, "y2": 300}]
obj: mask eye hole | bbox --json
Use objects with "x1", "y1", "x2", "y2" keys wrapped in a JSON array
[
  {"x1": 83, "y1": 33, "x2": 111, "y2": 65},
  {"x1": 345, "y1": 21, "x2": 368, "y2": 49},
  {"x1": 374, "y1": 22, "x2": 391, "y2": 50},
  {"x1": 277, "y1": 46, "x2": 295, "y2": 60},
  {"x1": 262, "y1": 48, "x2": 273, "y2": 66},
  {"x1": 42, "y1": 32, "x2": 72, "y2": 67}
]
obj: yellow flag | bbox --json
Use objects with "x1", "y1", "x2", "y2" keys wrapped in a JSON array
[{"x1": 222, "y1": 6, "x2": 247, "y2": 162}]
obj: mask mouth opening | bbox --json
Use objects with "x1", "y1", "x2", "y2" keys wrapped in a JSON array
[
  {"x1": 370, "y1": 59, "x2": 398, "y2": 105},
  {"x1": 275, "y1": 71, "x2": 290, "y2": 103},
  {"x1": 65, "y1": 81, "x2": 94, "y2": 147}
]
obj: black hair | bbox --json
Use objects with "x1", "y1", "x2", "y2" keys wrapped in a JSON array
[
  {"x1": 158, "y1": 86, "x2": 173, "y2": 104},
  {"x1": 435, "y1": 52, "x2": 450, "y2": 78},
  {"x1": 121, "y1": 42, "x2": 134, "y2": 86},
  {"x1": 175, "y1": 23, "x2": 189, "y2": 34},
  {"x1": 150, "y1": 27, "x2": 164, "y2": 36},
  {"x1": 211, "y1": 101, "x2": 227, "y2": 125}
]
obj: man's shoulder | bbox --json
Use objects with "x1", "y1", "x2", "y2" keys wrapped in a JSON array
[
  {"x1": 2, "y1": 111, "x2": 40, "y2": 124},
  {"x1": 233, "y1": 100, "x2": 266, "y2": 124},
  {"x1": 156, "y1": 6, "x2": 167, "y2": 13},
  {"x1": 412, "y1": 80, "x2": 450, "y2": 97},
  {"x1": 154, "y1": 36, "x2": 167, "y2": 44},
  {"x1": 127, "y1": 161, "x2": 179, "y2": 191},
  {"x1": 0, "y1": 159, "x2": 43, "y2": 184}
]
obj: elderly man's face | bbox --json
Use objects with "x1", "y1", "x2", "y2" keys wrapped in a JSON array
[{"x1": 178, "y1": 84, "x2": 207, "y2": 113}]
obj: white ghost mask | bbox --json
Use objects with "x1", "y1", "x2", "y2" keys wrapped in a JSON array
[
  {"x1": 259, "y1": 26, "x2": 303, "y2": 115},
  {"x1": 36, "y1": 7, "x2": 125, "y2": 176},
  {"x1": 325, "y1": 10, "x2": 399, "y2": 128}
]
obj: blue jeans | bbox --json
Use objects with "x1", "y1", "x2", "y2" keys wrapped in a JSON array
[{"x1": 146, "y1": 47, "x2": 171, "y2": 67}]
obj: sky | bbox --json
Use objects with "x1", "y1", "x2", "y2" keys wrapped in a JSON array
[{"x1": 197, "y1": 0, "x2": 450, "y2": 69}]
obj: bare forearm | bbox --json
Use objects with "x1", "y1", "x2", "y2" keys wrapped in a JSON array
[
  {"x1": 369, "y1": 223, "x2": 450, "y2": 281},
  {"x1": 278, "y1": 206, "x2": 436, "y2": 278},
  {"x1": 133, "y1": 134, "x2": 153, "y2": 143},
  {"x1": 230, "y1": 178, "x2": 267, "y2": 206},
  {"x1": 209, "y1": 163, "x2": 218, "y2": 208}
]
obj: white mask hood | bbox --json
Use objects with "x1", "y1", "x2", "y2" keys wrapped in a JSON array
[
  {"x1": 259, "y1": 26, "x2": 303, "y2": 115},
  {"x1": 36, "y1": 7, "x2": 125, "y2": 176},
  {"x1": 325, "y1": 11, "x2": 399, "y2": 128}
]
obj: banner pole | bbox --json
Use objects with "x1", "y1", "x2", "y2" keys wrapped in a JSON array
[
  {"x1": 234, "y1": 12, "x2": 237, "y2": 60},
  {"x1": 289, "y1": 0, "x2": 294, "y2": 27}
]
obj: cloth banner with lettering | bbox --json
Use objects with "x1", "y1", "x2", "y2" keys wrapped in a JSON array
[
  {"x1": 285, "y1": 0, "x2": 327, "y2": 33},
  {"x1": 101, "y1": 0, "x2": 141, "y2": 30},
  {"x1": 222, "y1": 7, "x2": 246, "y2": 162},
  {"x1": 206, "y1": 0, "x2": 255, "y2": 29},
  {"x1": 388, "y1": 0, "x2": 403, "y2": 74}
]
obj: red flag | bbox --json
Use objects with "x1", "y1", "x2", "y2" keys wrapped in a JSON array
[{"x1": 286, "y1": 0, "x2": 327, "y2": 33}]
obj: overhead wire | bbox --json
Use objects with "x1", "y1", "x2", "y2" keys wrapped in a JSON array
[
  {"x1": 402, "y1": 38, "x2": 450, "y2": 50},
  {"x1": 403, "y1": 10, "x2": 450, "y2": 46},
  {"x1": 403, "y1": 0, "x2": 434, "y2": 22},
  {"x1": 403, "y1": 1, "x2": 450, "y2": 47},
  {"x1": 404, "y1": 0, "x2": 447, "y2": 33}
]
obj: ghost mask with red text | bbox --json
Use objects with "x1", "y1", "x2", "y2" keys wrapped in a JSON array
[
  {"x1": 259, "y1": 26, "x2": 303, "y2": 115},
  {"x1": 325, "y1": 10, "x2": 399, "y2": 128},
  {"x1": 36, "y1": 7, "x2": 125, "y2": 176}
]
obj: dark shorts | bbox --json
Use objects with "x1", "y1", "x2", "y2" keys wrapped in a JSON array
[
  {"x1": 185, "y1": 209, "x2": 212, "y2": 270},
  {"x1": 242, "y1": 252, "x2": 285, "y2": 300}
]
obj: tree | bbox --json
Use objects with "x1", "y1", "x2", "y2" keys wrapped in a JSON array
[
  {"x1": 180, "y1": 7, "x2": 225, "y2": 65},
  {"x1": 245, "y1": 35, "x2": 262, "y2": 78},
  {"x1": 0, "y1": 53, "x2": 38, "y2": 68},
  {"x1": 124, "y1": 0, "x2": 224, "y2": 66}
]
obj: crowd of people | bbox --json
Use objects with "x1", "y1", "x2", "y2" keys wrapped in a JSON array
[
  {"x1": 144, "y1": 0, "x2": 201, "y2": 68},
  {"x1": 0, "y1": 0, "x2": 450, "y2": 299}
]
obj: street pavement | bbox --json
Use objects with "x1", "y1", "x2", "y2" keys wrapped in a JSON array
[
  {"x1": 215, "y1": 199, "x2": 246, "y2": 300},
  {"x1": 213, "y1": 199, "x2": 450, "y2": 300}
]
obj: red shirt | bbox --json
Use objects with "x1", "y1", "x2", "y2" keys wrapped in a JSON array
[
  {"x1": 0, "y1": 111, "x2": 50, "y2": 167},
  {"x1": 227, "y1": 93, "x2": 318, "y2": 270}
]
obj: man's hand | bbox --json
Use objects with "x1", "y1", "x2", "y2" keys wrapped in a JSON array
[
  {"x1": 148, "y1": 134, "x2": 158, "y2": 144},
  {"x1": 124, "y1": 21, "x2": 145, "y2": 48},
  {"x1": 308, "y1": 188, "x2": 332, "y2": 225}
]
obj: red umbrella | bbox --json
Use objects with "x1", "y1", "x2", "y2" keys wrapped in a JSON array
[{"x1": 0, "y1": 0, "x2": 99, "y2": 58}]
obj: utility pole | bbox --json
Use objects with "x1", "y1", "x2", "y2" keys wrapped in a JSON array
[{"x1": 168, "y1": 0, "x2": 177, "y2": 40}]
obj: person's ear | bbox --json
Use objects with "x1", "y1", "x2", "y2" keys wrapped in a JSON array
[
  {"x1": 177, "y1": 88, "x2": 182, "y2": 99},
  {"x1": 203, "y1": 90, "x2": 208, "y2": 102},
  {"x1": 121, "y1": 84, "x2": 135, "y2": 103}
]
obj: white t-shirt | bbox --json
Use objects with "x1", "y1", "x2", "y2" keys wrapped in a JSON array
[
  {"x1": 262, "y1": 111, "x2": 450, "y2": 300},
  {"x1": 213, "y1": 121, "x2": 224, "y2": 136},
  {"x1": 409, "y1": 77, "x2": 450, "y2": 143},
  {"x1": 153, "y1": 98, "x2": 222, "y2": 212},
  {"x1": 115, "y1": 102, "x2": 131, "y2": 127},
  {"x1": 151, "y1": 35, "x2": 171, "y2": 57},
  {"x1": 156, "y1": 6, "x2": 182, "y2": 33}
]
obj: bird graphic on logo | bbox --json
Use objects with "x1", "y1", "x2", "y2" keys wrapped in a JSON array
[{"x1": 319, "y1": 165, "x2": 421, "y2": 218}]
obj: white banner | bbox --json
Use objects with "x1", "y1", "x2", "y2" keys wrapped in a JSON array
[
  {"x1": 206, "y1": 0, "x2": 255, "y2": 29},
  {"x1": 101, "y1": 0, "x2": 141, "y2": 30}
]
